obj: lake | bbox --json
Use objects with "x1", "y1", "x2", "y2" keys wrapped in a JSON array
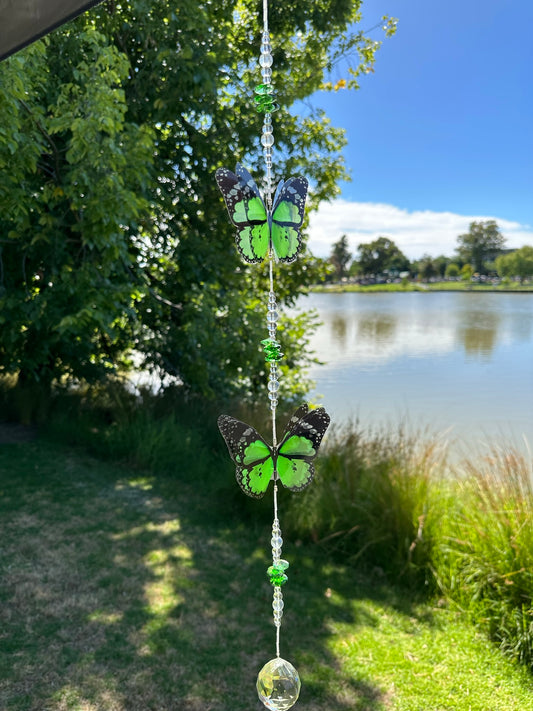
[{"x1": 294, "y1": 291, "x2": 533, "y2": 460}]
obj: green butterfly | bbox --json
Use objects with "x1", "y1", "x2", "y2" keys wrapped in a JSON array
[
  {"x1": 215, "y1": 163, "x2": 308, "y2": 264},
  {"x1": 217, "y1": 404, "x2": 330, "y2": 499}
]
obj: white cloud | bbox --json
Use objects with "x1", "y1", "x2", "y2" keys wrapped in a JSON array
[{"x1": 307, "y1": 200, "x2": 533, "y2": 260}]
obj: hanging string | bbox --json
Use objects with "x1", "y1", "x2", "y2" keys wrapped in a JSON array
[
  {"x1": 260, "y1": 0, "x2": 285, "y2": 662},
  {"x1": 217, "y1": 0, "x2": 316, "y2": 703},
  {"x1": 258, "y1": 0, "x2": 276, "y2": 211}
]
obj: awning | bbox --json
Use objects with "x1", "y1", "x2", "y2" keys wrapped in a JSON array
[{"x1": 0, "y1": 0, "x2": 106, "y2": 61}]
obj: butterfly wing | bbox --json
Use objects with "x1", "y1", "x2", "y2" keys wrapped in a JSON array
[
  {"x1": 217, "y1": 415, "x2": 274, "y2": 498},
  {"x1": 215, "y1": 165, "x2": 270, "y2": 263},
  {"x1": 283, "y1": 403, "x2": 311, "y2": 434},
  {"x1": 274, "y1": 406, "x2": 330, "y2": 492},
  {"x1": 270, "y1": 176, "x2": 308, "y2": 263}
]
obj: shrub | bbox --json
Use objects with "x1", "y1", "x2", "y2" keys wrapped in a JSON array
[
  {"x1": 287, "y1": 421, "x2": 447, "y2": 588},
  {"x1": 435, "y1": 447, "x2": 533, "y2": 668}
]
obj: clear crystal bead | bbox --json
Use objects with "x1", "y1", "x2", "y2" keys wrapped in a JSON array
[
  {"x1": 268, "y1": 380, "x2": 280, "y2": 393},
  {"x1": 262, "y1": 67, "x2": 272, "y2": 81},
  {"x1": 261, "y1": 132, "x2": 275, "y2": 147},
  {"x1": 257, "y1": 658, "x2": 301, "y2": 711},
  {"x1": 271, "y1": 535, "x2": 283, "y2": 548},
  {"x1": 267, "y1": 310, "x2": 278, "y2": 322},
  {"x1": 260, "y1": 53, "x2": 273, "y2": 68}
]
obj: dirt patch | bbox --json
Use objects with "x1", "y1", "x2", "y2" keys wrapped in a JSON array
[{"x1": 0, "y1": 423, "x2": 38, "y2": 444}]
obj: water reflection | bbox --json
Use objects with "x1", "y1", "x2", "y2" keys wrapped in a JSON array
[
  {"x1": 357, "y1": 313, "x2": 397, "y2": 346},
  {"x1": 305, "y1": 292, "x2": 533, "y2": 367},
  {"x1": 330, "y1": 314, "x2": 349, "y2": 348},
  {"x1": 456, "y1": 309, "x2": 501, "y2": 359},
  {"x1": 294, "y1": 292, "x2": 533, "y2": 458}
]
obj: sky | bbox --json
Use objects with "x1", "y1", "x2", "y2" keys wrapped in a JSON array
[{"x1": 305, "y1": 0, "x2": 533, "y2": 260}]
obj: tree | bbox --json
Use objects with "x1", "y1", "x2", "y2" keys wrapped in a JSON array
[
  {"x1": 0, "y1": 34, "x2": 154, "y2": 413},
  {"x1": 330, "y1": 235, "x2": 351, "y2": 280},
  {"x1": 356, "y1": 237, "x2": 410, "y2": 276},
  {"x1": 456, "y1": 220, "x2": 506, "y2": 274},
  {"x1": 0, "y1": 1, "x2": 395, "y2": 414},
  {"x1": 495, "y1": 246, "x2": 533, "y2": 283},
  {"x1": 460, "y1": 263, "x2": 473, "y2": 281},
  {"x1": 416, "y1": 254, "x2": 437, "y2": 282},
  {"x1": 445, "y1": 263, "x2": 460, "y2": 279},
  {"x1": 433, "y1": 255, "x2": 449, "y2": 278}
]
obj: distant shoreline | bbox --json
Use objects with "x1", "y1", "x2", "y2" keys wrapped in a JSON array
[{"x1": 311, "y1": 282, "x2": 533, "y2": 294}]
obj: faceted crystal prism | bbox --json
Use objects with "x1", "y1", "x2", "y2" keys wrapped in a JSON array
[{"x1": 256, "y1": 657, "x2": 301, "y2": 710}]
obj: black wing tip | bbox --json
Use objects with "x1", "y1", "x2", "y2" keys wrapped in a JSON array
[
  {"x1": 278, "y1": 253, "x2": 301, "y2": 264},
  {"x1": 235, "y1": 238, "x2": 264, "y2": 264},
  {"x1": 237, "y1": 483, "x2": 267, "y2": 499},
  {"x1": 293, "y1": 403, "x2": 330, "y2": 418}
]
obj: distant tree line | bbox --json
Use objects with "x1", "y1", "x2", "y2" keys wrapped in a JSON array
[{"x1": 327, "y1": 220, "x2": 533, "y2": 283}]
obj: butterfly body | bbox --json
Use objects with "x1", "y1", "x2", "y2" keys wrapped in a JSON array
[
  {"x1": 215, "y1": 163, "x2": 308, "y2": 264},
  {"x1": 218, "y1": 404, "x2": 330, "y2": 498}
]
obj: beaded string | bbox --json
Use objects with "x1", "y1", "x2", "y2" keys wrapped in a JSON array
[{"x1": 258, "y1": 0, "x2": 288, "y2": 662}]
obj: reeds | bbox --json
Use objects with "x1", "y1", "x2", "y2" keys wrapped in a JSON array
[
  {"x1": 288, "y1": 423, "x2": 533, "y2": 669},
  {"x1": 287, "y1": 421, "x2": 448, "y2": 587},
  {"x1": 436, "y1": 446, "x2": 533, "y2": 667}
]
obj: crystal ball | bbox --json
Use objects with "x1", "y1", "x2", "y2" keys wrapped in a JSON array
[{"x1": 256, "y1": 657, "x2": 301, "y2": 710}]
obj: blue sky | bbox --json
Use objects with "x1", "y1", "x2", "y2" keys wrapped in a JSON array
[{"x1": 306, "y1": 0, "x2": 533, "y2": 259}]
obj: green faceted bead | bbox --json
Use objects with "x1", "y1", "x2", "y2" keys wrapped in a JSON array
[
  {"x1": 268, "y1": 571, "x2": 288, "y2": 586},
  {"x1": 277, "y1": 559, "x2": 289, "y2": 571},
  {"x1": 261, "y1": 338, "x2": 283, "y2": 362},
  {"x1": 267, "y1": 563, "x2": 289, "y2": 586},
  {"x1": 255, "y1": 84, "x2": 274, "y2": 95}
]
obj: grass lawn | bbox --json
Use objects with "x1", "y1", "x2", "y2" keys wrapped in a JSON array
[{"x1": 1, "y1": 439, "x2": 532, "y2": 710}]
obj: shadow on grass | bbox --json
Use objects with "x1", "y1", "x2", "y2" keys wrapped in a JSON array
[{"x1": 0, "y1": 439, "x2": 435, "y2": 711}]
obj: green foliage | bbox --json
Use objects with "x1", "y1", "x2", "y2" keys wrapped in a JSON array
[
  {"x1": 287, "y1": 418, "x2": 533, "y2": 670},
  {"x1": 432, "y1": 254, "x2": 450, "y2": 277},
  {"x1": 0, "y1": 0, "x2": 395, "y2": 416},
  {"x1": 445, "y1": 262, "x2": 460, "y2": 278},
  {"x1": 3, "y1": 435, "x2": 533, "y2": 711},
  {"x1": 434, "y1": 449, "x2": 533, "y2": 669},
  {"x1": 495, "y1": 246, "x2": 533, "y2": 283},
  {"x1": 0, "y1": 30, "x2": 154, "y2": 412},
  {"x1": 456, "y1": 220, "x2": 506, "y2": 274},
  {"x1": 287, "y1": 422, "x2": 446, "y2": 587},
  {"x1": 460, "y1": 263, "x2": 473, "y2": 281},
  {"x1": 10, "y1": 377, "x2": 533, "y2": 672},
  {"x1": 355, "y1": 236, "x2": 410, "y2": 276},
  {"x1": 329, "y1": 234, "x2": 351, "y2": 280},
  {"x1": 415, "y1": 254, "x2": 437, "y2": 281}
]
